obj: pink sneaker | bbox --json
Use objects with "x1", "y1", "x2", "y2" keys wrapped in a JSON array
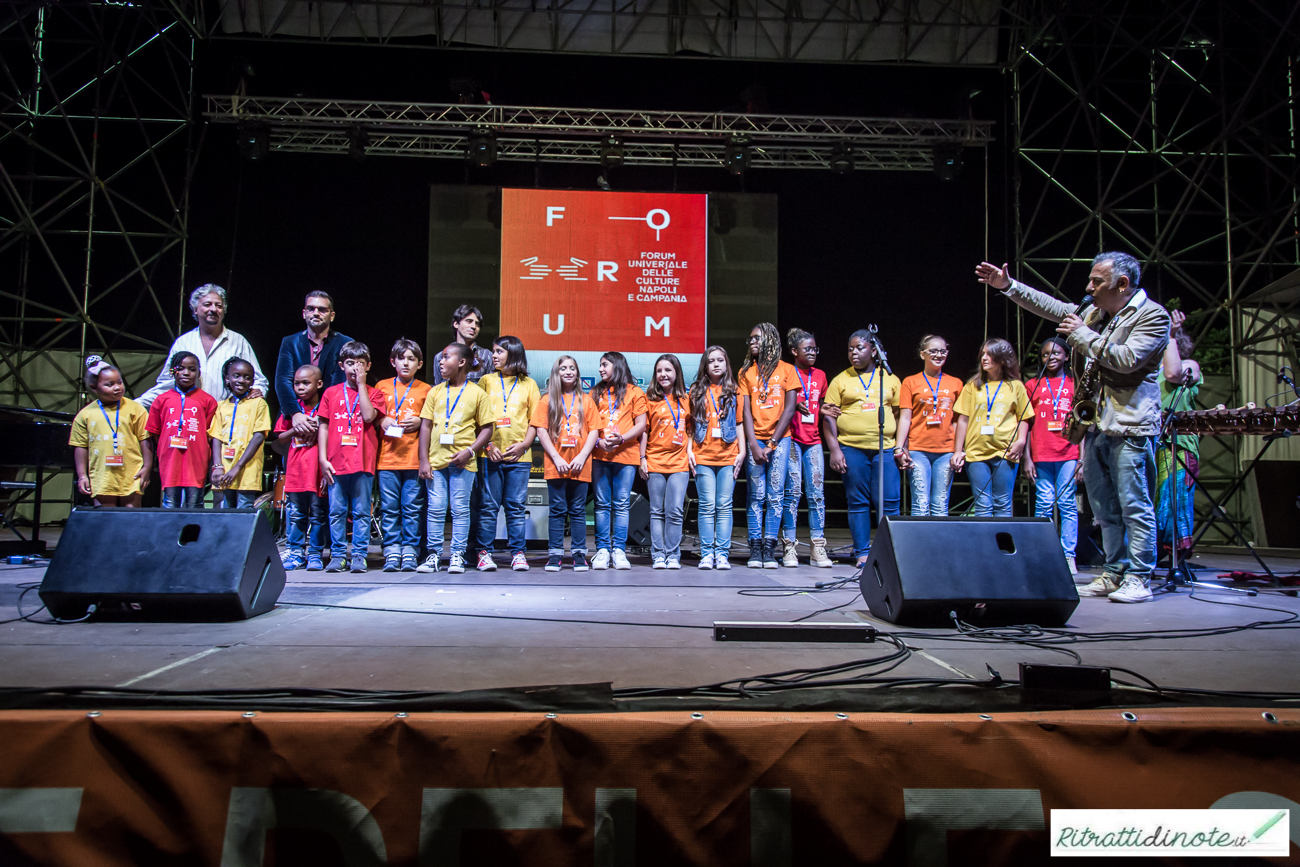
[{"x1": 477, "y1": 550, "x2": 498, "y2": 571}]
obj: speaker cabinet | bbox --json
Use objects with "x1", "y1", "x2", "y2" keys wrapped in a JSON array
[
  {"x1": 40, "y1": 508, "x2": 286, "y2": 621},
  {"x1": 860, "y1": 516, "x2": 1079, "y2": 627}
]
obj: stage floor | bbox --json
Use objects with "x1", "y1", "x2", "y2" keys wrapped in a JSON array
[{"x1": 2, "y1": 531, "x2": 1299, "y2": 702}]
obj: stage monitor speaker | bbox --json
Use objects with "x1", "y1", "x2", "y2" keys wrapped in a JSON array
[
  {"x1": 40, "y1": 507, "x2": 286, "y2": 621},
  {"x1": 860, "y1": 516, "x2": 1078, "y2": 627}
]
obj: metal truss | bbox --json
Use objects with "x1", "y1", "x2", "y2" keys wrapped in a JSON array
[
  {"x1": 207, "y1": 0, "x2": 1006, "y2": 65},
  {"x1": 205, "y1": 96, "x2": 995, "y2": 170},
  {"x1": 0, "y1": 1, "x2": 200, "y2": 411},
  {"x1": 1009, "y1": 0, "x2": 1300, "y2": 543}
]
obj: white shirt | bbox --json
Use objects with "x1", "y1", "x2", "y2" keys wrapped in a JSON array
[{"x1": 138, "y1": 326, "x2": 270, "y2": 409}]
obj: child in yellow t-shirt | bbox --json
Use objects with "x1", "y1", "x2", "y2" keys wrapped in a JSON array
[
  {"x1": 70, "y1": 356, "x2": 152, "y2": 506},
  {"x1": 208, "y1": 357, "x2": 272, "y2": 508},
  {"x1": 474, "y1": 335, "x2": 540, "y2": 572},
  {"x1": 416, "y1": 343, "x2": 494, "y2": 574},
  {"x1": 952, "y1": 338, "x2": 1033, "y2": 517}
]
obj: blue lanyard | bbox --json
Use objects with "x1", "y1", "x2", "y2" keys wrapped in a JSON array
[
  {"x1": 97, "y1": 400, "x2": 120, "y2": 452},
  {"x1": 983, "y1": 381, "x2": 1003, "y2": 422},
  {"x1": 856, "y1": 368, "x2": 876, "y2": 404},
  {"x1": 391, "y1": 378, "x2": 413, "y2": 417},
  {"x1": 709, "y1": 388, "x2": 722, "y2": 422},
  {"x1": 561, "y1": 391, "x2": 576, "y2": 431},
  {"x1": 173, "y1": 387, "x2": 189, "y2": 437},
  {"x1": 1043, "y1": 375, "x2": 1065, "y2": 418},
  {"x1": 444, "y1": 384, "x2": 464, "y2": 430},
  {"x1": 796, "y1": 367, "x2": 813, "y2": 404},
  {"x1": 342, "y1": 387, "x2": 360, "y2": 432},
  {"x1": 667, "y1": 396, "x2": 681, "y2": 431},
  {"x1": 500, "y1": 375, "x2": 517, "y2": 415},
  {"x1": 298, "y1": 399, "x2": 319, "y2": 418},
  {"x1": 608, "y1": 388, "x2": 621, "y2": 418},
  {"x1": 921, "y1": 372, "x2": 942, "y2": 407},
  {"x1": 227, "y1": 397, "x2": 241, "y2": 445}
]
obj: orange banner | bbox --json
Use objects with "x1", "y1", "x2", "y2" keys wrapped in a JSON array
[{"x1": 0, "y1": 708, "x2": 1297, "y2": 865}]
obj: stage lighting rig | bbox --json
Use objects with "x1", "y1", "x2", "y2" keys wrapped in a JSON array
[
  {"x1": 236, "y1": 122, "x2": 269, "y2": 160},
  {"x1": 599, "y1": 135, "x2": 625, "y2": 170},
  {"x1": 829, "y1": 141, "x2": 855, "y2": 174},
  {"x1": 467, "y1": 129, "x2": 497, "y2": 167},
  {"x1": 724, "y1": 136, "x2": 751, "y2": 175},
  {"x1": 348, "y1": 126, "x2": 369, "y2": 162},
  {"x1": 933, "y1": 144, "x2": 963, "y2": 180}
]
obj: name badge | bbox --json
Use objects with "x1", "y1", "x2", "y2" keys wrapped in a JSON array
[
  {"x1": 1047, "y1": 421, "x2": 1064, "y2": 431},
  {"x1": 604, "y1": 426, "x2": 617, "y2": 440},
  {"x1": 222, "y1": 445, "x2": 237, "y2": 460},
  {"x1": 169, "y1": 436, "x2": 188, "y2": 450},
  {"x1": 560, "y1": 435, "x2": 579, "y2": 449},
  {"x1": 980, "y1": 425, "x2": 995, "y2": 436},
  {"x1": 926, "y1": 415, "x2": 941, "y2": 426},
  {"x1": 671, "y1": 432, "x2": 685, "y2": 446},
  {"x1": 340, "y1": 434, "x2": 359, "y2": 447},
  {"x1": 799, "y1": 412, "x2": 815, "y2": 424},
  {"x1": 864, "y1": 402, "x2": 878, "y2": 412},
  {"x1": 710, "y1": 427, "x2": 722, "y2": 437},
  {"x1": 496, "y1": 417, "x2": 512, "y2": 428},
  {"x1": 384, "y1": 425, "x2": 404, "y2": 438},
  {"x1": 104, "y1": 453, "x2": 124, "y2": 467},
  {"x1": 439, "y1": 433, "x2": 455, "y2": 445},
  {"x1": 291, "y1": 438, "x2": 310, "y2": 448}
]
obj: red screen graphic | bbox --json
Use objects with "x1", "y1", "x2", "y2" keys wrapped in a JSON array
[{"x1": 499, "y1": 189, "x2": 708, "y2": 353}]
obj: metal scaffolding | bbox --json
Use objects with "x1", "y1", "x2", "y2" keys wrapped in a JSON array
[
  {"x1": 0, "y1": 0, "x2": 200, "y2": 412},
  {"x1": 1009, "y1": 0, "x2": 1300, "y2": 542}
]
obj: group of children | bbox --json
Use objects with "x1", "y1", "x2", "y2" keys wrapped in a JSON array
[{"x1": 71, "y1": 320, "x2": 1082, "y2": 574}]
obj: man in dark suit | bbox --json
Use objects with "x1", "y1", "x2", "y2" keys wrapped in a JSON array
[{"x1": 275, "y1": 291, "x2": 354, "y2": 437}]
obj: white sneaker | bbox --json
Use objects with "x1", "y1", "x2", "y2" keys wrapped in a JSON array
[
  {"x1": 1065, "y1": 555, "x2": 1078, "y2": 575},
  {"x1": 666, "y1": 558, "x2": 681, "y2": 570},
  {"x1": 1109, "y1": 575, "x2": 1153, "y2": 603},
  {"x1": 652, "y1": 557, "x2": 667, "y2": 570},
  {"x1": 611, "y1": 549, "x2": 632, "y2": 570},
  {"x1": 416, "y1": 554, "x2": 440, "y2": 573},
  {"x1": 511, "y1": 552, "x2": 529, "y2": 571},
  {"x1": 477, "y1": 551, "x2": 497, "y2": 571},
  {"x1": 592, "y1": 548, "x2": 610, "y2": 570},
  {"x1": 447, "y1": 552, "x2": 466, "y2": 574},
  {"x1": 1077, "y1": 574, "x2": 1120, "y2": 597},
  {"x1": 698, "y1": 553, "x2": 715, "y2": 570},
  {"x1": 715, "y1": 555, "x2": 732, "y2": 570}
]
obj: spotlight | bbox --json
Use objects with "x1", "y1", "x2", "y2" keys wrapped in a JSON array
[
  {"x1": 347, "y1": 126, "x2": 368, "y2": 162},
  {"x1": 599, "y1": 135, "x2": 624, "y2": 170},
  {"x1": 829, "y1": 141, "x2": 854, "y2": 174},
  {"x1": 467, "y1": 128, "x2": 497, "y2": 167},
  {"x1": 236, "y1": 122, "x2": 269, "y2": 160},
  {"x1": 596, "y1": 174, "x2": 611, "y2": 190},
  {"x1": 932, "y1": 144, "x2": 963, "y2": 180},
  {"x1": 724, "y1": 136, "x2": 750, "y2": 176}
]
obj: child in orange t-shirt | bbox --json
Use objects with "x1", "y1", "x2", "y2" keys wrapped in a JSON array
[
  {"x1": 374, "y1": 338, "x2": 432, "y2": 572},
  {"x1": 589, "y1": 351, "x2": 648, "y2": 570},
  {"x1": 530, "y1": 355, "x2": 600, "y2": 572},
  {"x1": 895, "y1": 334, "x2": 962, "y2": 516},
  {"x1": 737, "y1": 323, "x2": 799, "y2": 568},
  {"x1": 688, "y1": 346, "x2": 746, "y2": 570},
  {"x1": 639, "y1": 354, "x2": 692, "y2": 570}
]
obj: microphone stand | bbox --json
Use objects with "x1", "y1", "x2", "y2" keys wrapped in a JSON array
[{"x1": 867, "y1": 325, "x2": 890, "y2": 528}]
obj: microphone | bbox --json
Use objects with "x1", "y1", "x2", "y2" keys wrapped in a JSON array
[
  {"x1": 1074, "y1": 293, "x2": 1094, "y2": 316},
  {"x1": 1182, "y1": 367, "x2": 1195, "y2": 387}
]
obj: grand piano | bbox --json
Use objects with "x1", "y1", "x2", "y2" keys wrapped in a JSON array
[{"x1": 0, "y1": 404, "x2": 74, "y2": 556}]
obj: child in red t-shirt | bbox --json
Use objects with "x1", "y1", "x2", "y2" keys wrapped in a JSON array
[
  {"x1": 1022, "y1": 336, "x2": 1081, "y2": 574},
  {"x1": 145, "y1": 351, "x2": 217, "y2": 509},
  {"x1": 779, "y1": 328, "x2": 832, "y2": 568},
  {"x1": 318, "y1": 341, "x2": 389, "y2": 573},
  {"x1": 272, "y1": 364, "x2": 326, "y2": 571}
]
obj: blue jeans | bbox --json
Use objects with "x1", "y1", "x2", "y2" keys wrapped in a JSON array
[
  {"x1": 1034, "y1": 459, "x2": 1078, "y2": 558},
  {"x1": 647, "y1": 471, "x2": 689, "y2": 561},
  {"x1": 427, "y1": 466, "x2": 475, "y2": 559},
  {"x1": 965, "y1": 458, "x2": 1017, "y2": 517},
  {"x1": 378, "y1": 469, "x2": 422, "y2": 554},
  {"x1": 1084, "y1": 433, "x2": 1157, "y2": 582},
  {"x1": 285, "y1": 490, "x2": 326, "y2": 555},
  {"x1": 841, "y1": 446, "x2": 901, "y2": 558},
  {"x1": 908, "y1": 451, "x2": 953, "y2": 516},
  {"x1": 327, "y1": 472, "x2": 373, "y2": 559},
  {"x1": 746, "y1": 437, "x2": 791, "y2": 541},
  {"x1": 694, "y1": 464, "x2": 736, "y2": 558},
  {"x1": 592, "y1": 460, "x2": 637, "y2": 551},
  {"x1": 781, "y1": 440, "x2": 826, "y2": 538},
  {"x1": 216, "y1": 490, "x2": 257, "y2": 509},
  {"x1": 475, "y1": 459, "x2": 532, "y2": 555},
  {"x1": 547, "y1": 478, "x2": 589, "y2": 554},
  {"x1": 162, "y1": 486, "x2": 201, "y2": 508}
]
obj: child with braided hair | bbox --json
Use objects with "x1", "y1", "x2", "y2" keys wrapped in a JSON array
[{"x1": 738, "y1": 323, "x2": 799, "y2": 568}]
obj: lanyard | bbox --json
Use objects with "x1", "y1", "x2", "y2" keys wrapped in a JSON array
[
  {"x1": 173, "y1": 387, "x2": 189, "y2": 436},
  {"x1": 227, "y1": 397, "x2": 241, "y2": 445},
  {"x1": 983, "y1": 381, "x2": 1003, "y2": 422},
  {"x1": 98, "y1": 400, "x2": 121, "y2": 452},
  {"x1": 342, "y1": 387, "x2": 360, "y2": 432},
  {"x1": 709, "y1": 387, "x2": 722, "y2": 420},
  {"x1": 921, "y1": 372, "x2": 942, "y2": 408},
  {"x1": 608, "y1": 388, "x2": 621, "y2": 418},
  {"x1": 391, "y1": 378, "x2": 413, "y2": 417},
  {"x1": 667, "y1": 396, "x2": 681, "y2": 431},
  {"x1": 298, "y1": 399, "x2": 319, "y2": 418},
  {"x1": 856, "y1": 368, "x2": 876, "y2": 404},
  {"x1": 796, "y1": 367, "x2": 813, "y2": 404},
  {"x1": 500, "y1": 375, "x2": 517, "y2": 415},
  {"x1": 561, "y1": 391, "x2": 576, "y2": 431},
  {"x1": 444, "y1": 384, "x2": 464, "y2": 430},
  {"x1": 1043, "y1": 375, "x2": 1065, "y2": 418}
]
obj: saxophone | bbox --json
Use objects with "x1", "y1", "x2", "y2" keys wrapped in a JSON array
[{"x1": 1065, "y1": 359, "x2": 1100, "y2": 445}]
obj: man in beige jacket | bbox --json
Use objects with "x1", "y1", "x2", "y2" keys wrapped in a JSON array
[{"x1": 976, "y1": 252, "x2": 1171, "y2": 604}]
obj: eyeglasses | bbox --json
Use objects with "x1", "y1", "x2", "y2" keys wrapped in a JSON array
[{"x1": 924, "y1": 349, "x2": 949, "y2": 356}]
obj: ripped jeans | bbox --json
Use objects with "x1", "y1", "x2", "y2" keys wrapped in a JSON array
[{"x1": 781, "y1": 440, "x2": 826, "y2": 538}]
